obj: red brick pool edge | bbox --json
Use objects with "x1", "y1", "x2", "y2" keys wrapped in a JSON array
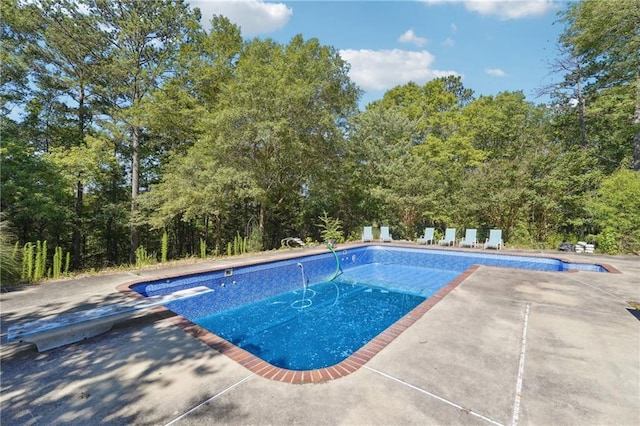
[{"x1": 116, "y1": 264, "x2": 480, "y2": 384}]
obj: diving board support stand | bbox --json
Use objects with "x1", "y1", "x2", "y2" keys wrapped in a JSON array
[{"x1": 7, "y1": 286, "x2": 213, "y2": 352}]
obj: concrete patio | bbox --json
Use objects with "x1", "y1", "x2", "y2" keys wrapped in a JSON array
[{"x1": 1, "y1": 244, "x2": 639, "y2": 425}]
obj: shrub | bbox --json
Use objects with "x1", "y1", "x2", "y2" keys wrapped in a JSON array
[
  {"x1": 588, "y1": 169, "x2": 640, "y2": 254},
  {"x1": 0, "y1": 221, "x2": 21, "y2": 285}
]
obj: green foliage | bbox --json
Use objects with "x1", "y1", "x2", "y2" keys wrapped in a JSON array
[
  {"x1": 3, "y1": 0, "x2": 639, "y2": 276},
  {"x1": 200, "y1": 238, "x2": 207, "y2": 259},
  {"x1": 64, "y1": 252, "x2": 70, "y2": 274},
  {"x1": 588, "y1": 169, "x2": 640, "y2": 254},
  {"x1": 134, "y1": 245, "x2": 155, "y2": 268},
  {"x1": 161, "y1": 231, "x2": 169, "y2": 263},
  {"x1": 13, "y1": 239, "x2": 70, "y2": 283},
  {"x1": 21, "y1": 243, "x2": 32, "y2": 281},
  {"x1": 246, "y1": 227, "x2": 263, "y2": 253},
  {"x1": 317, "y1": 212, "x2": 344, "y2": 243},
  {"x1": 232, "y1": 232, "x2": 247, "y2": 256},
  {"x1": 559, "y1": 0, "x2": 640, "y2": 171},
  {"x1": 594, "y1": 228, "x2": 618, "y2": 255},
  {"x1": 52, "y1": 246, "x2": 63, "y2": 279},
  {"x1": 0, "y1": 221, "x2": 21, "y2": 285},
  {"x1": 1, "y1": 135, "x2": 73, "y2": 244}
]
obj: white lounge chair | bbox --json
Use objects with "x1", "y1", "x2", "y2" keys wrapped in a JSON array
[
  {"x1": 380, "y1": 226, "x2": 392, "y2": 242},
  {"x1": 439, "y1": 228, "x2": 456, "y2": 246},
  {"x1": 417, "y1": 227, "x2": 435, "y2": 245},
  {"x1": 362, "y1": 226, "x2": 374, "y2": 242},
  {"x1": 484, "y1": 229, "x2": 503, "y2": 249},
  {"x1": 459, "y1": 229, "x2": 477, "y2": 248}
]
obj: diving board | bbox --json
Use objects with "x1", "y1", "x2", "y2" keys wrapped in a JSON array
[{"x1": 7, "y1": 286, "x2": 213, "y2": 352}]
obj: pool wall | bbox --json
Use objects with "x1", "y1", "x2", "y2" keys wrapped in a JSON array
[
  {"x1": 133, "y1": 251, "x2": 349, "y2": 315},
  {"x1": 131, "y1": 246, "x2": 607, "y2": 305},
  {"x1": 365, "y1": 246, "x2": 609, "y2": 273}
]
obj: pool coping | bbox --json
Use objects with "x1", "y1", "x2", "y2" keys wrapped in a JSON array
[{"x1": 115, "y1": 243, "x2": 619, "y2": 384}]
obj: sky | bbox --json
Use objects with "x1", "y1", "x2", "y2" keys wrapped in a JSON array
[{"x1": 188, "y1": 0, "x2": 571, "y2": 108}]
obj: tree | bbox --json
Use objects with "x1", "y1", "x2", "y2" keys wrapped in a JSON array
[
  {"x1": 0, "y1": 0, "x2": 39, "y2": 117},
  {"x1": 361, "y1": 78, "x2": 483, "y2": 233},
  {"x1": 198, "y1": 35, "x2": 359, "y2": 248},
  {"x1": 22, "y1": 0, "x2": 108, "y2": 268},
  {"x1": 344, "y1": 106, "x2": 420, "y2": 236},
  {"x1": 559, "y1": 0, "x2": 640, "y2": 170},
  {"x1": 588, "y1": 168, "x2": 640, "y2": 254},
  {"x1": 539, "y1": 42, "x2": 588, "y2": 150},
  {"x1": 0, "y1": 123, "x2": 72, "y2": 244},
  {"x1": 88, "y1": 0, "x2": 201, "y2": 262}
]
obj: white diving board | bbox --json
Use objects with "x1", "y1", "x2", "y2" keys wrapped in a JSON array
[{"x1": 7, "y1": 286, "x2": 213, "y2": 352}]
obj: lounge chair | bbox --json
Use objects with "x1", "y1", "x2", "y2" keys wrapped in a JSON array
[
  {"x1": 439, "y1": 228, "x2": 456, "y2": 246},
  {"x1": 417, "y1": 227, "x2": 435, "y2": 245},
  {"x1": 362, "y1": 226, "x2": 374, "y2": 242},
  {"x1": 379, "y1": 226, "x2": 392, "y2": 242},
  {"x1": 459, "y1": 229, "x2": 477, "y2": 248},
  {"x1": 484, "y1": 229, "x2": 503, "y2": 249}
]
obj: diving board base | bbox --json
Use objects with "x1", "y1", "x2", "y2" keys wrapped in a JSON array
[
  {"x1": 7, "y1": 286, "x2": 212, "y2": 352},
  {"x1": 19, "y1": 313, "x2": 132, "y2": 352}
]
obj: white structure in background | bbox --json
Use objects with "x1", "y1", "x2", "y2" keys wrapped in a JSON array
[{"x1": 575, "y1": 241, "x2": 594, "y2": 254}]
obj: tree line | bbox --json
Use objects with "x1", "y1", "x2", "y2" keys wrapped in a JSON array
[{"x1": 1, "y1": 0, "x2": 639, "y2": 284}]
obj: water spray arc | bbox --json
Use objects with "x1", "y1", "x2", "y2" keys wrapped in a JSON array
[{"x1": 291, "y1": 262, "x2": 314, "y2": 310}]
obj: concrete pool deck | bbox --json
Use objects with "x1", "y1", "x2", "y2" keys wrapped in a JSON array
[{"x1": 1, "y1": 243, "x2": 639, "y2": 425}]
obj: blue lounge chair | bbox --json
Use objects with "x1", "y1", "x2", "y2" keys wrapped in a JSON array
[
  {"x1": 439, "y1": 228, "x2": 456, "y2": 246},
  {"x1": 362, "y1": 226, "x2": 374, "y2": 242},
  {"x1": 459, "y1": 229, "x2": 477, "y2": 248},
  {"x1": 417, "y1": 227, "x2": 435, "y2": 245},
  {"x1": 380, "y1": 226, "x2": 392, "y2": 242},
  {"x1": 484, "y1": 229, "x2": 503, "y2": 249}
]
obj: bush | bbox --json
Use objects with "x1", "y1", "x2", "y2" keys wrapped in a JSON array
[
  {"x1": 317, "y1": 212, "x2": 344, "y2": 243},
  {"x1": 588, "y1": 169, "x2": 640, "y2": 254},
  {"x1": 0, "y1": 221, "x2": 21, "y2": 285}
]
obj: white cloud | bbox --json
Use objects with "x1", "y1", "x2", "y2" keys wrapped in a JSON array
[
  {"x1": 398, "y1": 29, "x2": 428, "y2": 47},
  {"x1": 465, "y1": 0, "x2": 556, "y2": 19},
  {"x1": 339, "y1": 49, "x2": 459, "y2": 91},
  {"x1": 443, "y1": 37, "x2": 455, "y2": 47},
  {"x1": 422, "y1": 0, "x2": 557, "y2": 20},
  {"x1": 485, "y1": 67, "x2": 508, "y2": 77},
  {"x1": 189, "y1": 0, "x2": 292, "y2": 35}
]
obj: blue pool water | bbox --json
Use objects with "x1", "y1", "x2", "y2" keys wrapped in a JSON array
[
  {"x1": 195, "y1": 280, "x2": 425, "y2": 370},
  {"x1": 131, "y1": 246, "x2": 607, "y2": 370}
]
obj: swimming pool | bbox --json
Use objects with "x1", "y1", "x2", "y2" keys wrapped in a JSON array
[{"x1": 125, "y1": 246, "x2": 609, "y2": 379}]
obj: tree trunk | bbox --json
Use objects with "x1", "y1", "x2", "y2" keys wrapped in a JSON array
[
  {"x1": 577, "y1": 62, "x2": 587, "y2": 150},
  {"x1": 73, "y1": 85, "x2": 86, "y2": 269},
  {"x1": 129, "y1": 125, "x2": 140, "y2": 263},
  {"x1": 633, "y1": 74, "x2": 640, "y2": 171}
]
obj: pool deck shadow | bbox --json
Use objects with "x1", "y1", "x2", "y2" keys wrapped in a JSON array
[{"x1": 1, "y1": 243, "x2": 639, "y2": 425}]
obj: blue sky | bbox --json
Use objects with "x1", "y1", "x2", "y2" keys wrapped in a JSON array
[{"x1": 189, "y1": 0, "x2": 569, "y2": 108}]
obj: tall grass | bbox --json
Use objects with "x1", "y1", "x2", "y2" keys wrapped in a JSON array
[
  {"x1": 199, "y1": 238, "x2": 207, "y2": 259},
  {"x1": 12, "y1": 238, "x2": 71, "y2": 284},
  {"x1": 135, "y1": 245, "x2": 156, "y2": 268},
  {"x1": 161, "y1": 231, "x2": 169, "y2": 263},
  {"x1": 0, "y1": 221, "x2": 21, "y2": 285}
]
